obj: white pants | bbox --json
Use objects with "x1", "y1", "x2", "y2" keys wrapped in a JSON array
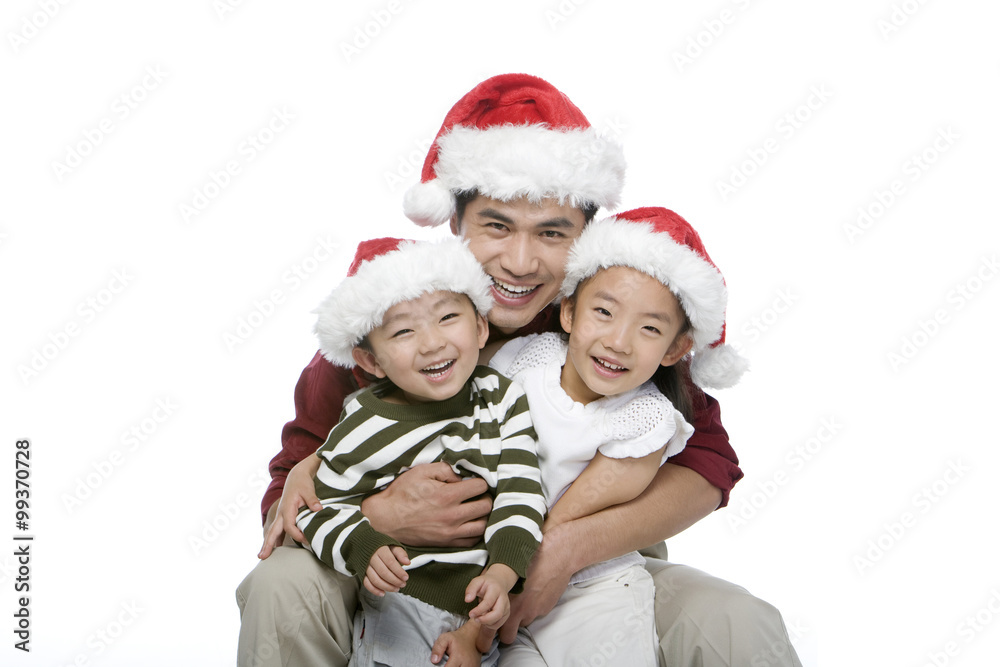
[{"x1": 501, "y1": 565, "x2": 657, "y2": 667}]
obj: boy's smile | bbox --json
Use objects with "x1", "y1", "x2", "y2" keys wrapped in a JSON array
[{"x1": 354, "y1": 291, "x2": 489, "y2": 405}]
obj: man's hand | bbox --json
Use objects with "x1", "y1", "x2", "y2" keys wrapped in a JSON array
[
  {"x1": 362, "y1": 461, "x2": 492, "y2": 547},
  {"x1": 498, "y1": 523, "x2": 574, "y2": 644},
  {"x1": 364, "y1": 545, "x2": 410, "y2": 596},
  {"x1": 258, "y1": 454, "x2": 322, "y2": 559}
]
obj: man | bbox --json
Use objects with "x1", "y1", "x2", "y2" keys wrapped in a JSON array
[{"x1": 237, "y1": 73, "x2": 801, "y2": 667}]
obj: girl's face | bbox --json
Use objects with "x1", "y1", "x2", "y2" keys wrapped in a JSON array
[{"x1": 559, "y1": 266, "x2": 692, "y2": 404}]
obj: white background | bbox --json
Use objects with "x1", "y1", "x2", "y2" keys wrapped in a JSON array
[{"x1": 3, "y1": 1, "x2": 999, "y2": 665}]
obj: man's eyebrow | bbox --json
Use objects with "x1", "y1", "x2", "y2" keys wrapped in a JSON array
[
  {"x1": 475, "y1": 208, "x2": 577, "y2": 229},
  {"x1": 475, "y1": 207, "x2": 514, "y2": 224},
  {"x1": 535, "y1": 217, "x2": 577, "y2": 230}
]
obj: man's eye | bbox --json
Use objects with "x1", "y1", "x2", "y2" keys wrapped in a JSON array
[{"x1": 540, "y1": 230, "x2": 565, "y2": 239}]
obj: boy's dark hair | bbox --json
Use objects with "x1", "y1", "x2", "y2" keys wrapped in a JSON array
[{"x1": 453, "y1": 189, "x2": 601, "y2": 227}]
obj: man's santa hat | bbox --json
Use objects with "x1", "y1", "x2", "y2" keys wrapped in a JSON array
[
  {"x1": 314, "y1": 237, "x2": 493, "y2": 368},
  {"x1": 403, "y1": 73, "x2": 626, "y2": 227},
  {"x1": 560, "y1": 207, "x2": 748, "y2": 390}
]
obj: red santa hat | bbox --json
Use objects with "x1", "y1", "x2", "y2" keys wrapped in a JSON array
[
  {"x1": 314, "y1": 237, "x2": 493, "y2": 367},
  {"x1": 403, "y1": 73, "x2": 626, "y2": 227},
  {"x1": 560, "y1": 207, "x2": 748, "y2": 390}
]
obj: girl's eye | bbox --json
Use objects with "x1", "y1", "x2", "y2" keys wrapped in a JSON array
[
  {"x1": 643, "y1": 326, "x2": 662, "y2": 335},
  {"x1": 392, "y1": 329, "x2": 413, "y2": 337},
  {"x1": 594, "y1": 307, "x2": 611, "y2": 317},
  {"x1": 440, "y1": 313, "x2": 459, "y2": 322}
]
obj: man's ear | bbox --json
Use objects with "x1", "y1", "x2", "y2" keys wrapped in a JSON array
[
  {"x1": 449, "y1": 213, "x2": 461, "y2": 237},
  {"x1": 476, "y1": 312, "x2": 489, "y2": 349},
  {"x1": 351, "y1": 347, "x2": 386, "y2": 378},
  {"x1": 559, "y1": 298, "x2": 575, "y2": 335},
  {"x1": 661, "y1": 334, "x2": 695, "y2": 367}
]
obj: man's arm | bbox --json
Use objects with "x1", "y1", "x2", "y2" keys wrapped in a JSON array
[{"x1": 262, "y1": 351, "x2": 360, "y2": 526}]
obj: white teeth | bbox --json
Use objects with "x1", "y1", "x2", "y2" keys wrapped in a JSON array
[
  {"x1": 596, "y1": 358, "x2": 626, "y2": 371},
  {"x1": 493, "y1": 278, "x2": 536, "y2": 296},
  {"x1": 422, "y1": 360, "x2": 453, "y2": 374}
]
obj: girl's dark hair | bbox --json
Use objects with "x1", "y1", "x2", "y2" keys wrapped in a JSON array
[{"x1": 651, "y1": 355, "x2": 694, "y2": 424}]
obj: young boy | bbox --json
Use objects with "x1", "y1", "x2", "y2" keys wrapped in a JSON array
[{"x1": 295, "y1": 236, "x2": 546, "y2": 667}]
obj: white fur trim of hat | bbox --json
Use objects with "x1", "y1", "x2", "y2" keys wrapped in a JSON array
[
  {"x1": 560, "y1": 208, "x2": 748, "y2": 389},
  {"x1": 314, "y1": 237, "x2": 493, "y2": 368},
  {"x1": 403, "y1": 73, "x2": 626, "y2": 228}
]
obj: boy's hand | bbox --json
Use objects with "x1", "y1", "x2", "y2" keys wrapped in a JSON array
[
  {"x1": 363, "y1": 545, "x2": 410, "y2": 596},
  {"x1": 431, "y1": 620, "x2": 484, "y2": 666},
  {"x1": 465, "y1": 564, "x2": 517, "y2": 629}
]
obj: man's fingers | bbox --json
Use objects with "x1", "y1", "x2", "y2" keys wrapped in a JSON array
[
  {"x1": 441, "y1": 477, "x2": 490, "y2": 504},
  {"x1": 424, "y1": 460, "x2": 464, "y2": 484},
  {"x1": 498, "y1": 616, "x2": 521, "y2": 645},
  {"x1": 303, "y1": 491, "x2": 322, "y2": 513},
  {"x1": 258, "y1": 516, "x2": 285, "y2": 559}
]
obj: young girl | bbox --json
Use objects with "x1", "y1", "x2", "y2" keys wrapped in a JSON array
[{"x1": 487, "y1": 206, "x2": 748, "y2": 666}]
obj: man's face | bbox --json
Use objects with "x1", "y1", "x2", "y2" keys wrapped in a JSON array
[{"x1": 451, "y1": 194, "x2": 587, "y2": 334}]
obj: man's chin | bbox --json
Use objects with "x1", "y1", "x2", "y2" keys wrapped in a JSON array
[{"x1": 486, "y1": 305, "x2": 540, "y2": 334}]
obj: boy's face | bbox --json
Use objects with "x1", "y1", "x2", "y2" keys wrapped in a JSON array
[
  {"x1": 451, "y1": 194, "x2": 587, "y2": 334},
  {"x1": 352, "y1": 291, "x2": 489, "y2": 405}
]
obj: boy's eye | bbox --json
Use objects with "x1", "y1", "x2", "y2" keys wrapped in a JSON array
[
  {"x1": 643, "y1": 325, "x2": 662, "y2": 335},
  {"x1": 391, "y1": 329, "x2": 413, "y2": 338},
  {"x1": 594, "y1": 307, "x2": 611, "y2": 317},
  {"x1": 440, "y1": 313, "x2": 460, "y2": 322}
]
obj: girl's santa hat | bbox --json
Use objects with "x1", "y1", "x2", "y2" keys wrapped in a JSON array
[
  {"x1": 314, "y1": 237, "x2": 493, "y2": 368},
  {"x1": 403, "y1": 73, "x2": 626, "y2": 227},
  {"x1": 561, "y1": 207, "x2": 748, "y2": 390}
]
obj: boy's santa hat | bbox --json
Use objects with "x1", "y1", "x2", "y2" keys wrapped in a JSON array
[
  {"x1": 314, "y1": 237, "x2": 493, "y2": 368},
  {"x1": 403, "y1": 73, "x2": 626, "y2": 227},
  {"x1": 561, "y1": 207, "x2": 748, "y2": 390}
]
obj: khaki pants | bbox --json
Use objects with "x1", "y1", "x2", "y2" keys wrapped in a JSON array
[{"x1": 236, "y1": 544, "x2": 802, "y2": 667}]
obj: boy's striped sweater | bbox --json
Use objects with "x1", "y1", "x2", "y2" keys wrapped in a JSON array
[{"x1": 296, "y1": 366, "x2": 546, "y2": 616}]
